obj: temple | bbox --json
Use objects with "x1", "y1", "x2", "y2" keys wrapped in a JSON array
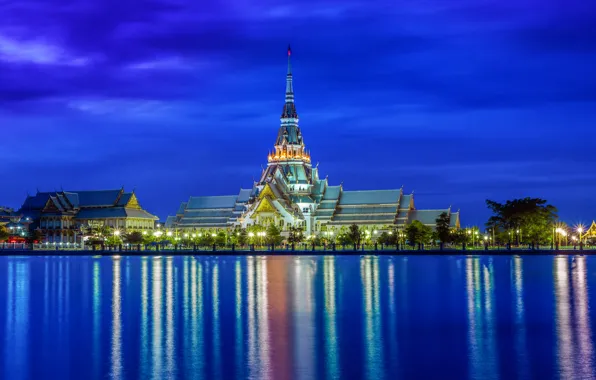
[
  {"x1": 168, "y1": 46, "x2": 459, "y2": 235},
  {"x1": 19, "y1": 188, "x2": 158, "y2": 243}
]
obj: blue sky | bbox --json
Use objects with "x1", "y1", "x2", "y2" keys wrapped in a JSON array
[{"x1": 1, "y1": 0, "x2": 595, "y2": 225}]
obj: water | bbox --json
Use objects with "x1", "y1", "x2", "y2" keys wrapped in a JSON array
[{"x1": 0, "y1": 255, "x2": 594, "y2": 380}]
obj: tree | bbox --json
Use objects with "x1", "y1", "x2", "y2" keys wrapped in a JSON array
[
  {"x1": 287, "y1": 226, "x2": 304, "y2": 244},
  {"x1": 486, "y1": 198, "x2": 557, "y2": 245},
  {"x1": 215, "y1": 231, "x2": 227, "y2": 247},
  {"x1": 124, "y1": 231, "x2": 144, "y2": 244},
  {"x1": 26, "y1": 229, "x2": 44, "y2": 244},
  {"x1": 405, "y1": 220, "x2": 432, "y2": 247},
  {"x1": 346, "y1": 224, "x2": 362, "y2": 245},
  {"x1": 238, "y1": 229, "x2": 248, "y2": 246},
  {"x1": 378, "y1": 229, "x2": 398, "y2": 245},
  {"x1": 0, "y1": 226, "x2": 9, "y2": 242},
  {"x1": 265, "y1": 224, "x2": 284, "y2": 245},
  {"x1": 435, "y1": 212, "x2": 452, "y2": 244}
]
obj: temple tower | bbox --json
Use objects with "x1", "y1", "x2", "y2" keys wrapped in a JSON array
[{"x1": 262, "y1": 46, "x2": 312, "y2": 192}]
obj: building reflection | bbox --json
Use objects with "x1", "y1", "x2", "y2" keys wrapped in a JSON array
[
  {"x1": 512, "y1": 256, "x2": 529, "y2": 378},
  {"x1": 572, "y1": 256, "x2": 594, "y2": 378},
  {"x1": 361, "y1": 256, "x2": 384, "y2": 380},
  {"x1": 323, "y1": 256, "x2": 340, "y2": 380},
  {"x1": 4, "y1": 260, "x2": 30, "y2": 380},
  {"x1": 387, "y1": 260, "x2": 399, "y2": 377},
  {"x1": 293, "y1": 257, "x2": 316, "y2": 380},
  {"x1": 247, "y1": 256, "x2": 272, "y2": 379},
  {"x1": 151, "y1": 257, "x2": 163, "y2": 380},
  {"x1": 466, "y1": 257, "x2": 499, "y2": 380},
  {"x1": 235, "y1": 259, "x2": 245, "y2": 379},
  {"x1": 211, "y1": 262, "x2": 222, "y2": 380},
  {"x1": 165, "y1": 257, "x2": 176, "y2": 378},
  {"x1": 267, "y1": 256, "x2": 291, "y2": 380},
  {"x1": 190, "y1": 257, "x2": 205, "y2": 378},
  {"x1": 140, "y1": 258, "x2": 150, "y2": 379},
  {"x1": 554, "y1": 256, "x2": 595, "y2": 378},
  {"x1": 111, "y1": 257, "x2": 122, "y2": 379}
]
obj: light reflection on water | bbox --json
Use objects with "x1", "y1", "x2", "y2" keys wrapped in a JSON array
[{"x1": 2, "y1": 255, "x2": 596, "y2": 379}]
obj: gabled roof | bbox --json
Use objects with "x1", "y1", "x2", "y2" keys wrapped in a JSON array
[
  {"x1": 116, "y1": 193, "x2": 133, "y2": 206},
  {"x1": 70, "y1": 190, "x2": 121, "y2": 207},
  {"x1": 165, "y1": 216, "x2": 177, "y2": 228},
  {"x1": 408, "y1": 210, "x2": 451, "y2": 226},
  {"x1": 75, "y1": 207, "x2": 157, "y2": 220},
  {"x1": 237, "y1": 188, "x2": 252, "y2": 203},
  {"x1": 323, "y1": 185, "x2": 341, "y2": 201},
  {"x1": 187, "y1": 195, "x2": 237, "y2": 210},
  {"x1": 339, "y1": 190, "x2": 401, "y2": 205}
]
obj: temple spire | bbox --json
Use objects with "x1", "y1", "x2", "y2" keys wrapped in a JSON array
[{"x1": 285, "y1": 44, "x2": 294, "y2": 103}]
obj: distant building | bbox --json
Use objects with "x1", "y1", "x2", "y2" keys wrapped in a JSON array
[
  {"x1": 0, "y1": 206, "x2": 32, "y2": 241},
  {"x1": 168, "y1": 47, "x2": 459, "y2": 235},
  {"x1": 19, "y1": 188, "x2": 158, "y2": 243}
]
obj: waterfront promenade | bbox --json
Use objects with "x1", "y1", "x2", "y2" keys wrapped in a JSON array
[{"x1": 1, "y1": 243, "x2": 594, "y2": 256}]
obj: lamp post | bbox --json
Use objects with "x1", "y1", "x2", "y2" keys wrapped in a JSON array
[{"x1": 578, "y1": 226, "x2": 584, "y2": 247}]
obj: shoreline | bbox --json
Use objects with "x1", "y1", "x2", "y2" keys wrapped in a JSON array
[{"x1": 0, "y1": 248, "x2": 594, "y2": 256}]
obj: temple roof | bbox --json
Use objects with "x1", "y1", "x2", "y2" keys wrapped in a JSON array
[
  {"x1": 339, "y1": 190, "x2": 401, "y2": 205},
  {"x1": 75, "y1": 207, "x2": 157, "y2": 219},
  {"x1": 68, "y1": 189, "x2": 122, "y2": 207},
  {"x1": 187, "y1": 195, "x2": 237, "y2": 209}
]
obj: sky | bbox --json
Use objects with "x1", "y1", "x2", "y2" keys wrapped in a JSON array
[{"x1": 1, "y1": 0, "x2": 596, "y2": 226}]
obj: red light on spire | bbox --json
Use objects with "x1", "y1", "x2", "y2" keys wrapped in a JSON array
[{"x1": 288, "y1": 45, "x2": 291, "y2": 56}]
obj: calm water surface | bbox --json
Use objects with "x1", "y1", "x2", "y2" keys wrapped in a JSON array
[{"x1": 1, "y1": 255, "x2": 595, "y2": 379}]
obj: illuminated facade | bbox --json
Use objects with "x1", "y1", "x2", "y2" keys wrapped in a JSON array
[
  {"x1": 168, "y1": 47, "x2": 460, "y2": 235},
  {"x1": 19, "y1": 188, "x2": 158, "y2": 242}
]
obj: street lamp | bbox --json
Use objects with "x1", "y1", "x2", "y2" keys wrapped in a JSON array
[{"x1": 578, "y1": 226, "x2": 584, "y2": 245}]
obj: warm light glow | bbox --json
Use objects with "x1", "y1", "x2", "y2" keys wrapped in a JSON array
[
  {"x1": 184, "y1": 234, "x2": 189, "y2": 238},
  {"x1": 578, "y1": 227, "x2": 584, "y2": 233},
  {"x1": 157, "y1": 224, "x2": 161, "y2": 228},
  {"x1": 191, "y1": 234, "x2": 196, "y2": 238},
  {"x1": 143, "y1": 231, "x2": 147, "y2": 235},
  {"x1": 167, "y1": 231, "x2": 172, "y2": 237},
  {"x1": 114, "y1": 230, "x2": 120, "y2": 236},
  {"x1": 249, "y1": 232, "x2": 255, "y2": 237},
  {"x1": 388, "y1": 231, "x2": 393, "y2": 235},
  {"x1": 374, "y1": 230, "x2": 378, "y2": 234},
  {"x1": 484, "y1": 236, "x2": 488, "y2": 240},
  {"x1": 211, "y1": 233, "x2": 216, "y2": 237}
]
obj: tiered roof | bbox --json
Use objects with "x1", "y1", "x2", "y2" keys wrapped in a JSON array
[
  {"x1": 19, "y1": 189, "x2": 157, "y2": 221},
  {"x1": 174, "y1": 188, "x2": 252, "y2": 228}
]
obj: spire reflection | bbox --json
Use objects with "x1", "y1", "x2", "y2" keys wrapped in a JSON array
[
  {"x1": 293, "y1": 258, "x2": 316, "y2": 380},
  {"x1": 267, "y1": 256, "x2": 291, "y2": 380}
]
